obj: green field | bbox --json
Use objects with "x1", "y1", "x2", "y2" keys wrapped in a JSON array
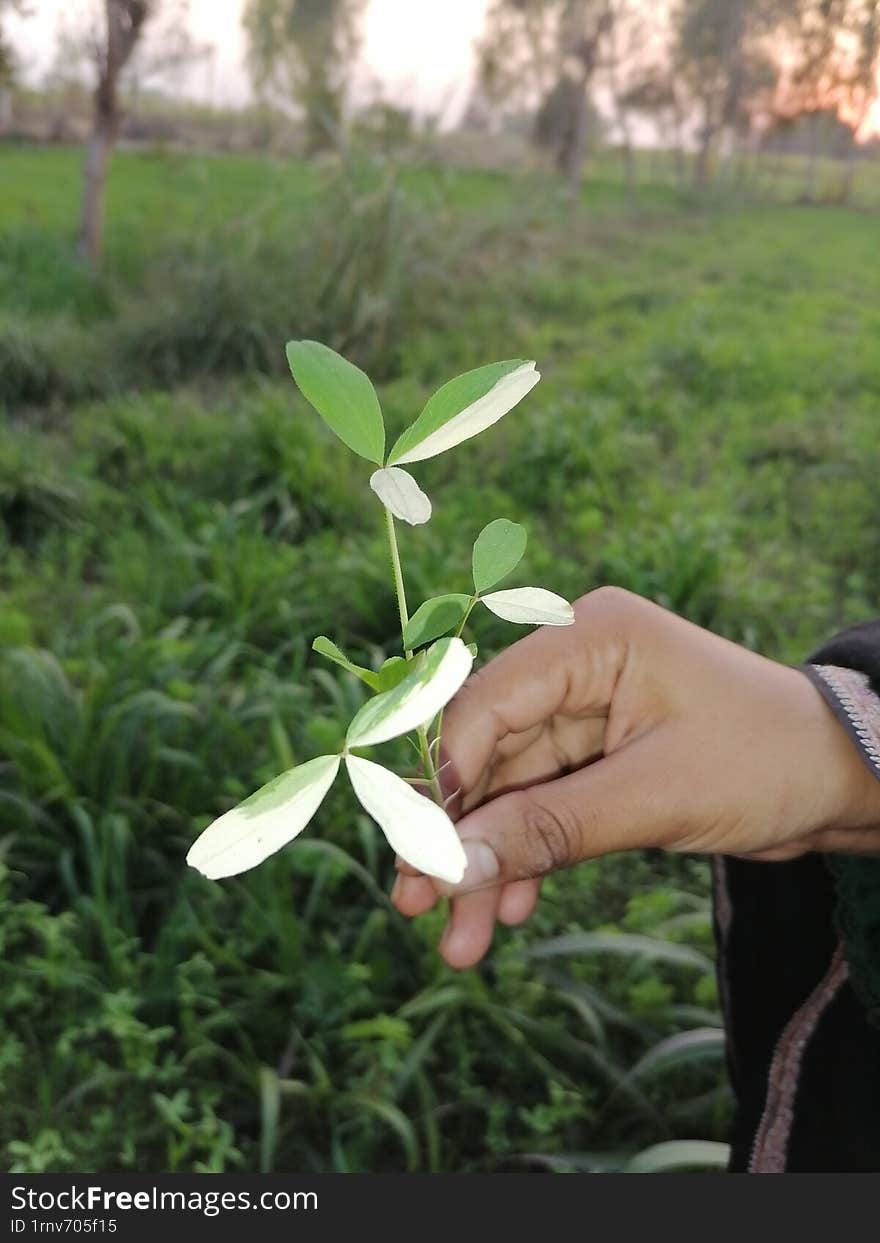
[{"x1": 1, "y1": 143, "x2": 879, "y2": 1173}]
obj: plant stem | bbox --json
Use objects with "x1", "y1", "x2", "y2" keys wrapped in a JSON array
[
  {"x1": 418, "y1": 725, "x2": 443, "y2": 804},
  {"x1": 430, "y1": 596, "x2": 478, "y2": 765},
  {"x1": 385, "y1": 506, "x2": 410, "y2": 653},
  {"x1": 456, "y1": 596, "x2": 478, "y2": 638},
  {"x1": 383, "y1": 506, "x2": 442, "y2": 804}
]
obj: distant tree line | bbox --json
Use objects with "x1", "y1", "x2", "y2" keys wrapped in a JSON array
[
  {"x1": 0, "y1": 0, "x2": 878, "y2": 270},
  {"x1": 473, "y1": 0, "x2": 879, "y2": 191}
]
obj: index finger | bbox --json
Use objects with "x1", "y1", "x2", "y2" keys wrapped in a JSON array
[{"x1": 440, "y1": 590, "x2": 627, "y2": 796}]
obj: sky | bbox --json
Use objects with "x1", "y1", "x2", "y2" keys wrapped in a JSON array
[
  {"x1": 7, "y1": 0, "x2": 880, "y2": 136},
  {"x1": 7, "y1": 0, "x2": 490, "y2": 120}
]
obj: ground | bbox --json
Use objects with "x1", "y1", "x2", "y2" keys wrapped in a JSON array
[{"x1": 1, "y1": 143, "x2": 878, "y2": 1172}]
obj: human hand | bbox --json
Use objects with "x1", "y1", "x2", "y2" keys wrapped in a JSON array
[{"x1": 391, "y1": 587, "x2": 880, "y2": 968}]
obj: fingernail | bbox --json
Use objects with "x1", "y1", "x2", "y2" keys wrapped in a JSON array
[{"x1": 460, "y1": 840, "x2": 500, "y2": 890}]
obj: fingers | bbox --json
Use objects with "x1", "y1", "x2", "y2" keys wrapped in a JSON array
[
  {"x1": 444, "y1": 731, "x2": 671, "y2": 890},
  {"x1": 438, "y1": 886, "x2": 501, "y2": 969},
  {"x1": 391, "y1": 871, "x2": 438, "y2": 916},
  {"x1": 437, "y1": 880, "x2": 541, "y2": 969},
  {"x1": 392, "y1": 870, "x2": 539, "y2": 926},
  {"x1": 440, "y1": 634, "x2": 572, "y2": 799},
  {"x1": 498, "y1": 877, "x2": 541, "y2": 925},
  {"x1": 392, "y1": 589, "x2": 662, "y2": 965},
  {"x1": 391, "y1": 847, "x2": 503, "y2": 967},
  {"x1": 391, "y1": 738, "x2": 664, "y2": 962},
  {"x1": 440, "y1": 588, "x2": 632, "y2": 797}
]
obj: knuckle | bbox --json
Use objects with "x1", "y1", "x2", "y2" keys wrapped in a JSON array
[
  {"x1": 576, "y1": 584, "x2": 637, "y2": 620},
  {"x1": 446, "y1": 649, "x2": 518, "y2": 727},
  {"x1": 519, "y1": 792, "x2": 583, "y2": 873}
]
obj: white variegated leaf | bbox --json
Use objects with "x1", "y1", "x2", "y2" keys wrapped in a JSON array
[
  {"x1": 391, "y1": 361, "x2": 540, "y2": 464},
  {"x1": 369, "y1": 467, "x2": 432, "y2": 526},
  {"x1": 186, "y1": 755, "x2": 340, "y2": 879},
  {"x1": 346, "y1": 755, "x2": 466, "y2": 884},
  {"x1": 346, "y1": 637, "x2": 473, "y2": 748},
  {"x1": 480, "y1": 587, "x2": 574, "y2": 627}
]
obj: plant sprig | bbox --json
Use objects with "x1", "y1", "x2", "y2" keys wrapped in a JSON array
[{"x1": 187, "y1": 341, "x2": 574, "y2": 888}]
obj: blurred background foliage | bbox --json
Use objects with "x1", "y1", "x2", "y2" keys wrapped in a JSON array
[{"x1": 1, "y1": 0, "x2": 879, "y2": 1174}]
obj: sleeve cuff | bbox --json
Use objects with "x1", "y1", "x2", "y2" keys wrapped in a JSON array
[
  {"x1": 800, "y1": 662, "x2": 880, "y2": 1026},
  {"x1": 800, "y1": 664, "x2": 880, "y2": 781}
]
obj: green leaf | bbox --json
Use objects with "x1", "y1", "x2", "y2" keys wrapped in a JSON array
[
  {"x1": 341, "y1": 1015, "x2": 412, "y2": 1044},
  {"x1": 528, "y1": 932, "x2": 713, "y2": 973},
  {"x1": 480, "y1": 587, "x2": 574, "y2": 626},
  {"x1": 186, "y1": 754, "x2": 341, "y2": 879},
  {"x1": 625, "y1": 1141, "x2": 731, "y2": 1174},
  {"x1": 625, "y1": 1028, "x2": 725, "y2": 1083},
  {"x1": 376, "y1": 656, "x2": 410, "y2": 693},
  {"x1": 346, "y1": 637, "x2": 473, "y2": 748},
  {"x1": 472, "y1": 519, "x2": 527, "y2": 593},
  {"x1": 337, "y1": 1092, "x2": 421, "y2": 1172},
  {"x1": 312, "y1": 636, "x2": 380, "y2": 691},
  {"x1": 388, "y1": 360, "x2": 539, "y2": 464},
  {"x1": 346, "y1": 755, "x2": 466, "y2": 884},
  {"x1": 369, "y1": 467, "x2": 432, "y2": 525},
  {"x1": 286, "y1": 340, "x2": 385, "y2": 464},
  {"x1": 403, "y1": 594, "x2": 472, "y2": 650}
]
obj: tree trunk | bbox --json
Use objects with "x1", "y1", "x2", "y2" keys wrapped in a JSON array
[
  {"x1": 78, "y1": 118, "x2": 113, "y2": 269},
  {"x1": 839, "y1": 106, "x2": 868, "y2": 206},
  {"x1": 558, "y1": 72, "x2": 590, "y2": 187},
  {"x1": 76, "y1": 1, "x2": 150, "y2": 271},
  {"x1": 604, "y1": 4, "x2": 636, "y2": 201},
  {"x1": 552, "y1": 3, "x2": 612, "y2": 190},
  {"x1": 802, "y1": 113, "x2": 819, "y2": 203},
  {"x1": 694, "y1": 133, "x2": 712, "y2": 188},
  {"x1": 694, "y1": 99, "x2": 716, "y2": 189},
  {"x1": 619, "y1": 127, "x2": 636, "y2": 198},
  {"x1": 0, "y1": 87, "x2": 12, "y2": 136},
  {"x1": 671, "y1": 107, "x2": 687, "y2": 187}
]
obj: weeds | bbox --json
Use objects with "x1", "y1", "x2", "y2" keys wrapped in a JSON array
[{"x1": 2, "y1": 143, "x2": 878, "y2": 1171}]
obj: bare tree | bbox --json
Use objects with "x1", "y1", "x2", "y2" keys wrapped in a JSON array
[
  {"x1": 600, "y1": 0, "x2": 657, "y2": 193},
  {"x1": 78, "y1": 1, "x2": 153, "y2": 268},
  {"x1": 674, "y1": 0, "x2": 781, "y2": 188},
  {"x1": 477, "y1": 0, "x2": 566, "y2": 115},
  {"x1": 840, "y1": 1, "x2": 880, "y2": 197},
  {"x1": 69, "y1": 1, "x2": 205, "y2": 267},
  {"x1": 0, "y1": 0, "x2": 30, "y2": 130},
  {"x1": 555, "y1": 0, "x2": 614, "y2": 183},
  {"x1": 621, "y1": 67, "x2": 689, "y2": 184},
  {"x1": 772, "y1": 0, "x2": 880, "y2": 200},
  {"x1": 478, "y1": 0, "x2": 616, "y2": 186},
  {"x1": 242, "y1": 0, "x2": 365, "y2": 155}
]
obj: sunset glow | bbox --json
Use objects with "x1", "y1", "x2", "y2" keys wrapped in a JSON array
[
  {"x1": 7, "y1": 0, "x2": 880, "y2": 137},
  {"x1": 864, "y1": 97, "x2": 880, "y2": 138}
]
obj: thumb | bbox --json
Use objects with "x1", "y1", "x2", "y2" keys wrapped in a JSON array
[{"x1": 438, "y1": 734, "x2": 669, "y2": 895}]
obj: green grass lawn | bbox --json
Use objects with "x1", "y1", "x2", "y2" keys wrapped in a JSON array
[{"x1": 1, "y1": 143, "x2": 878, "y2": 1173}]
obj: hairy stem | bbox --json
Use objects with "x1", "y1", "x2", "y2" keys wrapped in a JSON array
[
  {"x1": 385, "y1": 506, "x2": 410, "y2": 650},
  {"x1": 384, "y1": 506, "x2": 442, "y2": 804},
  {"x1": 430, "y1": 596, "x2": 478, "y2": 765},
  {"x1": 456, "y1": 596, "x2": 478, "y2": 638}
]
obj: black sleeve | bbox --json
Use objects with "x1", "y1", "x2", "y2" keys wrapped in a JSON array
[
  {"x1": 800, "y1": 619, "x2": 880, "y2": 1026},
  {"x1": 809, "y1": 620, "x2": 880, "y2": 697}
]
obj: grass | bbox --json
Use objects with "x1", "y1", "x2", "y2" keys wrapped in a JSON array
[{"x1": 1, "y1": 141, "x2": 878, "y2": 1172}]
